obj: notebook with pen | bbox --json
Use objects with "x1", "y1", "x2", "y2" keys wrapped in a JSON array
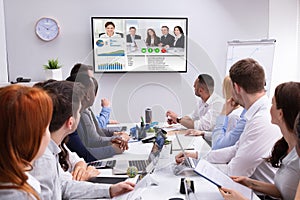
[{"x1": 112, "y1": 129, "x2": 166, "y2": 175}]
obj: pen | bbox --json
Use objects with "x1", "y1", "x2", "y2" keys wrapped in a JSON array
[{"x1": 141, "y1": 116, "x2": 144, "y2": 124}]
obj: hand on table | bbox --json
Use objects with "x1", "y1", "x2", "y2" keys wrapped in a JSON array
[
  {"x1": 109, "y1": 181, "x2": 135, "y2": 197},
  {"x1": 111, "y1": 137, "x2": 128, "y2": 151},
  {"x1": 175, "y1": 151, "x2": 198, "y2": 164},
  {"x1": 185, "y1": 129, "x2": 204, "y2": 137}
]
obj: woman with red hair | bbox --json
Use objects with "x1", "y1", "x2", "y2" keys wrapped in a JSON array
[{"x1": 0, "y1": 85, "x2": 53, "y2": 199}]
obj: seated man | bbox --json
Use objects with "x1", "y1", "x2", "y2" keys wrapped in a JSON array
[
  {"x1": 70, "y1": 63, "x2": 118, "y2": 128},
  {"x1": 158, "y1": 25, "x2": 175, "y2": 48},
  {"x1": 166, "y1": 74, "x2": 223, "y2": 132},
  {"x1": 186, "y1": 76, "x2": 246, "y2": 149},
  {"x1": 126, "y1": 26, "x2": 141, "y2": 44},
  {"x1": 66, "y1": 73, "x2": 128, "y2": 161},
  {"x1": 30, "y1": 80, "x2": 134, "y2": 199},
  {"x1": 176, "y1": 58, "x2": 282, "y2": 186}
]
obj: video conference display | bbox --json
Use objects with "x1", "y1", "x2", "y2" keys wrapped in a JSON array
[{"x1": 91, "y1": 17, "x2": 188, "y2": 73}]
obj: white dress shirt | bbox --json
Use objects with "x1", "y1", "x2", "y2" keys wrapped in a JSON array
[
  {"x1": 205, "y1": 95, "x2": 282, "y2": 184},
  {"x1": 64, "y1": 144, "x2": 84, "y2": 173},
  {"x1": 188, "y1": 92, "x2": 223, "y2": 131},
  {"x1": 100, "y1": 32, "x2": 121, "y2": 38},
  {"x1": 30, "y1": 140, "x2": 111, "y2": 199}
]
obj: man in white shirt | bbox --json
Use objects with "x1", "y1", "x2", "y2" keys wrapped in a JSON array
[
  {"x1": 176, "y1": 58, "x2": 282, "y2": 184},
  {"x1": 166, "y1": 74, "x2": 223, "y2": 131}
]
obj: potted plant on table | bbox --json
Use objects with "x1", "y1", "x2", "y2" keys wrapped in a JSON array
[{"x1": 43, "y1": 58, "x2": 63, "y2": 80}]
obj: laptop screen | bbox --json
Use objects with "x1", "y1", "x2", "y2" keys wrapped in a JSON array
[{"x1": 147, "y1": 129, "x2": 166, "y2": 163}]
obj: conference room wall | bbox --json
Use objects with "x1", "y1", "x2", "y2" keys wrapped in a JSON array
[
  {"x1": 0, "y1": 0, "x2": 8, "y2": 82},
  {"x1": 3, "y1": 0, "x2": 269, "y2": 122}
]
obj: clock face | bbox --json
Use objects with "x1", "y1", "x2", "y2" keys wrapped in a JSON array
[{"x1": 35, "y1": 17, "x2": 59, "y2": 41}]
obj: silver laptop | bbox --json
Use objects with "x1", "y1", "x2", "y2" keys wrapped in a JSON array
[
  {"x1": 175, "y1": 133, "x2": 198, "y2": 169},
  {"x1": 134, "y1": 39, "x2": 147, "y2": 49},
  {"x1": 112, "y1": 130, "x2": 166, "y2": 175}
]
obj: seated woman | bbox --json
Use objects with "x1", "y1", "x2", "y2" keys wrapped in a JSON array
[
  {"x1": 219, "y1": 82, "x2": 300, "y2": 200},
  {"x1": 145, "y1": 28, "x2": 160, "y2": 46},
  {"x1": 0, "y1": 85, "x2": 53, "y2": 199}
]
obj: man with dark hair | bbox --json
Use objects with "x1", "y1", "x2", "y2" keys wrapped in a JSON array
[
  {"x1": 66, "y1": 73, "x2": 128, "y2": 161},
  {"x1": 158, "y1": 25, "x2": 175, "y2": 48},
  {"x1": 166, "y1": 74, "x2": 223, "y2": 131},
  {"x1": 176, "y1": 58, "x2": 282, "y2": 186},
  {"x1": 69, "y1": 63, "x2": 118, "y2": 128},
  {"x1": 70, "y1": 63, "x2": 93, "y2": 77},
  {"x1": 126, "y1": 27, "x2": 141, "y2": 43},
  {"x1": 30, "y1": 80, "x2": 134, "y2": 199}
]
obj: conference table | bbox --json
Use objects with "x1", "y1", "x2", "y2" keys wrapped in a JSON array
[{"x1": 93, "y1": 123, "x2": 261, "y2": 200}]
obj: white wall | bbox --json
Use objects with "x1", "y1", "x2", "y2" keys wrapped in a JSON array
[
  {"x1": 3, "y1": 0, "x2": 269, "y2": 122},
  {"x1": 0, "y1": 0, "x2": 8, "y2": 82},
  {"x1": 269, "y1": 0, "x2": 300, "y2": 97}
]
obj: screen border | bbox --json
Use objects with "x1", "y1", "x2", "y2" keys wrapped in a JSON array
[{"x1": 91, "y1": 16, "x2": 188, "y2": 73}]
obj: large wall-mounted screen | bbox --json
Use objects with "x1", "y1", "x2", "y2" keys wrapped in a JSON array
[{"x1": 91, "y1": 17, "x2": 188, "y2": 73}]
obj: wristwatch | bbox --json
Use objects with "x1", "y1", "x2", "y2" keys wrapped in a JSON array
[{"x1": 176, "y1": 117, "x2": 182, "y2": 123}]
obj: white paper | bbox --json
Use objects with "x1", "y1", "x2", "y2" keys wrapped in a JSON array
[
  {"x1": 161, "y1": 124, "x2": 187, "y2": 132},
  {"x1": 194, "y1": 159, "x2": 253, "y2": 199}
]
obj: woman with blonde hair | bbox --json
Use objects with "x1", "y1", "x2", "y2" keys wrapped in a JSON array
[{"x1": 0, "y1": 85, "x2": 53, "y2": 199}]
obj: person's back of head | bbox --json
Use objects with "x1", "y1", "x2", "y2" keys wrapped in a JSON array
[
  {"x1": 229, "y1": 58, "x2": 265, "y2": 94},
  {"x1": 222, "y1": 76, "x2": 233, "y2": 100},
  {"x1": 0, "y1": 85, "x2": 53, "y2": 199},
  {"x1": 36, "y1": 80, "x2": 85, "y2": 132},
  {"x1": 296, "y1": 112, "x2": 300, "y2": 157},
  {"x1": 70, "y1": 63, "x2": 93, "y2": 77},
  {"x1": 198, "y1": 74, "x2": 214, "y2": 95},
  {"x1": 66, "y1": 73, "x2": 96, "y2": 109}
]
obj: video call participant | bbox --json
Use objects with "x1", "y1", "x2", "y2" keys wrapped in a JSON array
[
  {"x1": 176, "y1": 58, "x2": 282, "y2": 187},
  {"x1": 0, "y1": 85, "x2": 52, "y2": 200},
  {"x1": 126, "y1": 26, "x2": 141, "y2": 43},
  {"x1": 173, "y1": 25, "x2": 185, "y2": 48},
  {"x1": 159, "y1": 25, "x2": 175, "y2": 48},
  {"x1": 99, "y1": 21, "x2": 123, "y2": 38},
  {"x1": 166, "y1": 74, "x2": 223, "y2": 132},
  {"x1": 30, "y1": 81, "x2": 134, "y2": 199},
  {"x1": 219, "y1": 82, "x2": 300, "y2": 200},
  {"x1": 145, "y1": 28, "x2": 160, "y2": 46}
]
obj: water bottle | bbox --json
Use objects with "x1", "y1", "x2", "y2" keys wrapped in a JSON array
[{"x1": 145, "y1": 108, "x2": 152, "y2": 124}]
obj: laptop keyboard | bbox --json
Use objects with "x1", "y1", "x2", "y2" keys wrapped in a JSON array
[
  {"x1": 129, "y1": 160, "x2": 148, "y2": 171},
  {"x1": 88, "y1": 160, "x2": 116, "y2": 169}
]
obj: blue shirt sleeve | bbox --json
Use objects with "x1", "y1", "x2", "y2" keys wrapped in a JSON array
[
  {"x1": 96, "y1": 107, "x2": 111, "y2": 128},
  {"x1": 211, "y1": 109, "x2": 247, "y2": 150}
]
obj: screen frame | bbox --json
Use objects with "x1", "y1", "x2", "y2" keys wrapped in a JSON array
[{"x1": 91, "y1": 16, "x2": 188, "y2": 73}]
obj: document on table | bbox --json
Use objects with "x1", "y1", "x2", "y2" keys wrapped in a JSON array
[
  {"x1": 194, "y1": 159, "x2": 253, "y2": 199},
  {"x1": 161, "y1": 124, "x2": 187, "y2": 132}
]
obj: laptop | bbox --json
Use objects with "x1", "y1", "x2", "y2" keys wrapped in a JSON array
[
  {"x1": 175, "y1": 133, "x2": 198, "y2": 169},
  {"x1": 134, "y1": 39, "x2": 147, "y2": 49},
  {"x1": 112, "y1": 129, "x2": 166, "y2": 175}
]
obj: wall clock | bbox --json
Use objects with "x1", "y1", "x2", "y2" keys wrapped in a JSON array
[{"x1": 35, "y1": 17, "x2": 60, "y2": 41}]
